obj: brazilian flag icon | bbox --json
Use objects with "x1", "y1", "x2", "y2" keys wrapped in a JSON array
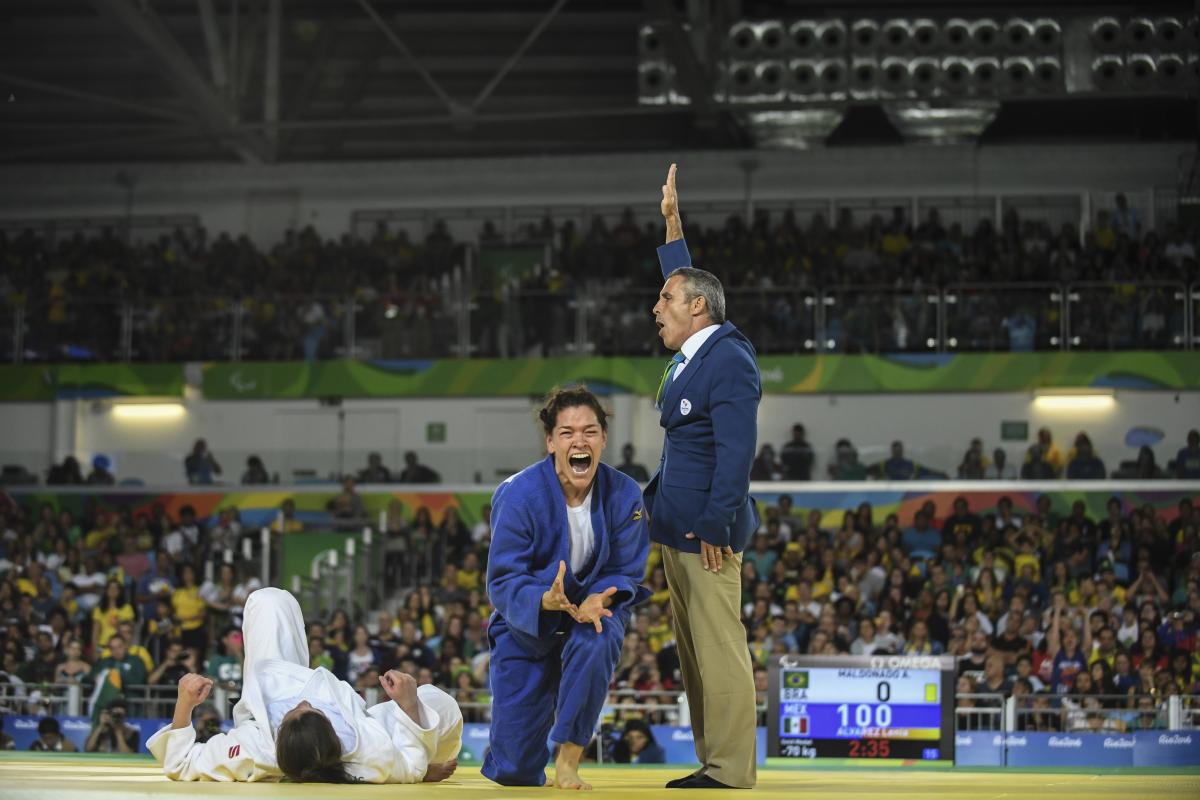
[{"x1": 784, "y1": 671, "x2": 809, "y2": 689}]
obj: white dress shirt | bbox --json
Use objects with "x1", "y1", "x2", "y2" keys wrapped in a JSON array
[{"x1": 673, "y1": 324, "x2": 721, "y2": 380}]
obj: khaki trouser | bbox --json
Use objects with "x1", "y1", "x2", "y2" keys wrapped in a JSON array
[{"x1": 662, "y1": 546, "x2": 757, "y2": 788}]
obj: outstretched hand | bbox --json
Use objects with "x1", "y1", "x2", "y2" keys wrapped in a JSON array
[
  {"x1": 661, "y1": 163, "x2": 678, "y2": 219},
  {"x1": 575, "y1": 587, "x2": 618, "y2": 633},
  {"x1": 541, "y1": 560, "x2": 579, "y2": 616}
]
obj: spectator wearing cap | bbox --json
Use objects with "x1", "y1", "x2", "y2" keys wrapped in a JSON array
[
  {"x1": 86, "y1": 455, "x2": 115, "y2": 485},
  {"x1": 779, "y1": 424, "x2": 814, "y2": 481},
  {"x1": 30, "y1": 717, "x2": 77, "y2": 752}
]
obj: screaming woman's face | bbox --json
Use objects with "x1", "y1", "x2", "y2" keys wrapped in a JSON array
[{"x1": 546, "y1": 404, "x2": 607, "y2": 498}]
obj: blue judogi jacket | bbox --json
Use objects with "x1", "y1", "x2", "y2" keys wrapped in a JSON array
[
  {"x1": 486, "y1": 456, "x2": 651, "y2": 653},
  {"x1": 643, "y1": 238, "x2": 761, "y2": 555}
]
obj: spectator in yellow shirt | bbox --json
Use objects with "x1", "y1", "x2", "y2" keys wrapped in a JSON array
[
  {"x1": 171, "y1": 563, "x2": 208, "y2": 652},
  {"x1": 92, "y1": 580, "x2": 136, "y2": 651}
]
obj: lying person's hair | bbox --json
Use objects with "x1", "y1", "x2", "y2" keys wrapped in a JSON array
[{"x1": 275, "y1": 711, "x2": 355, "y2": 783}]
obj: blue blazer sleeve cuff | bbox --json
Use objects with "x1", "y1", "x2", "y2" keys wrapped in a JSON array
[{"x1": 657, "y1": 238, "x2": 692, "y2": 278}]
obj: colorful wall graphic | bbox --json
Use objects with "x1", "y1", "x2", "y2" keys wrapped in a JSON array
[{"x1": 6, "y1": 486, "x2": 1196, "y2": 532}]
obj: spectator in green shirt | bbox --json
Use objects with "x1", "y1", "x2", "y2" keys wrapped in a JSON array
[{"x1": 90, "y1": 633, "x2": 147, "y2": 687}]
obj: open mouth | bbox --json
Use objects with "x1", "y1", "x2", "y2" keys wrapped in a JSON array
[{"x1": 569, "y1": 452, "x2": 593, "y2": 475}]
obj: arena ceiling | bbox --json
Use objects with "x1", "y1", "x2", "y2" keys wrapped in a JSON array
[{"x1": 0, "y1": 0, "x2": 1194, "y2": 164}]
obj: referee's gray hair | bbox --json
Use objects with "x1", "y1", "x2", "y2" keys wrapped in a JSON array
[{"x1": 668, "y1": 267, "x2": 726, "y2": 325}]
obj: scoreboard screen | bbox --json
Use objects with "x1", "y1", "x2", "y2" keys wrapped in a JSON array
[{"x1": 768, "y1": 654, "x2": 956, "y2": 762}]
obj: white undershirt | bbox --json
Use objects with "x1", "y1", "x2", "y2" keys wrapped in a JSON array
[
  {"x1": 566, "y1": 488, "x2": 595, "y2": 577},
  {"x1": 673, "y1": 323, "x2": 720, "y2": 380}
]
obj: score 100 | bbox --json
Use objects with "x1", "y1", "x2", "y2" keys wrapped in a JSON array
[
  {"x1": 837, "y1": 703, "x2": 893, "y2": 728},
  {"x1": 838, "y1": 681, "x2": 895, "y2": 728}
]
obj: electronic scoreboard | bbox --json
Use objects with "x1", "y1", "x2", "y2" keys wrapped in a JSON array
[{"x1": 768, "y1": 654, "x2": 956, "y2": 762}]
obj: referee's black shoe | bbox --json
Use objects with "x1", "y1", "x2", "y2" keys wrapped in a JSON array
[
  {"x1": 675, "y1": 774, "x2": 739, "y2": 789},
  {"x1": 665, "y1": 771, "x2": 705, "y2": 788}
]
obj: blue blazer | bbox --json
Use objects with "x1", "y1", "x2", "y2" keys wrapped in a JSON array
[
  {"x1": 487, "y1": 456, "x2": 652, "y2": 655},
  {"x1": 643, "y1": 238, "x2": 761, "y2": 554}
]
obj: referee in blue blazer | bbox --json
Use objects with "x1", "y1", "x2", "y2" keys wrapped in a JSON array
[{"x1": 645, "y1": 164, "x2": 761, "y2": 789}]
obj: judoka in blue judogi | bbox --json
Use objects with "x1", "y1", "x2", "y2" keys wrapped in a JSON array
[{"x1": 482, "y1": 387, "x2": 650, "y2": 788}]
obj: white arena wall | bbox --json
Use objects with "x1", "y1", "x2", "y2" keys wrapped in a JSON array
[{"x1": 2, "y1": 390, "x2": 1196, "y2": 486}]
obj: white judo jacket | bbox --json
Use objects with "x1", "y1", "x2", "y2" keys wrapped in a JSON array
[{"x1": 145, "y1": 587, "x2": 460, "y2": 783}]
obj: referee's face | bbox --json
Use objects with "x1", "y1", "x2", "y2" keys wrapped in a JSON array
[{"x1": 653, "y1": 274, "x2": 701, "y2": 351}]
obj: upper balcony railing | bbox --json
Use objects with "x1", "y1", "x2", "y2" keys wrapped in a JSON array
[{"x1": 4, "y1": 279, "x2": 1194, "y2": 363}]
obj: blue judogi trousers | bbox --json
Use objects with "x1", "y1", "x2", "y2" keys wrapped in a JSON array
[{"x1": 481, "y1": 611, "x2": 627, "y2": 786}]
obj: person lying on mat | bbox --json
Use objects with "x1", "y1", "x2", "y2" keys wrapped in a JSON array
[{"x1": 147, "y1": 587, "x2": 462, "y2": 783}]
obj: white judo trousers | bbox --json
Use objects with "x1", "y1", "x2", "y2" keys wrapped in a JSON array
[{"x1": 147, "y1": 587, "x2": 462, "y2": 782}]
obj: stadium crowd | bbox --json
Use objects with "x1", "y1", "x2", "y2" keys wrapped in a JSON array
[
  {"x1": 1, "y1": 474, "x2": 1197, "y2": 751},
  {"x1": 2, "y1": 193, "x2": 1196, "y2": 361}
]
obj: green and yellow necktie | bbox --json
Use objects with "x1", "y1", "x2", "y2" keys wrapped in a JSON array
[{"x1": 655, "y1": 352, "x2": 687, "y2": 411}]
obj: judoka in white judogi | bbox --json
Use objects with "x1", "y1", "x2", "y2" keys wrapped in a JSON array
[{"x1": 146, "y1": 587, "x2": 462, "y2": 782}]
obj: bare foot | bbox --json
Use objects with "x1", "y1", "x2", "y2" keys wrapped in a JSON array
[
  {"x1": 553, "y1": 743, "x2": 592, "y2": 790},
  {"x1": 423, "y1": 760, "x2": 457, "y2": 782}
]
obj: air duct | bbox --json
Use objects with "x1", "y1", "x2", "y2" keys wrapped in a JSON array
[
  {"x1": 1156, "y1": 54, "x2": 1187, "y2": 90},
  {"x1": 850, "y1": 58, "x2": 878, "y2": 94},
  {"x1": 1126, "y1": 54, "x2": 1157, "y2": 90},
  {"x1": 851, "y1": 19, "x2": 880, "y2": 51},
  {"x1": 728, "y1": 22, "x2": 759, "y2": 57},
  {"x1": 760, "y1": 21, "x2": 786, "y2": 56},
  {"x1": 757, "y1": 60, "x2": 787, "y2": 94},
  {"x1": 912, "y1": 19, "x2": 938, "y2": 53},
  {"x1": 1124, "y1": 18, "x2": 1155, "y2": 50},
  {"x1": 882, "y1": 19, "x2": 912, "y2": 52},
  {"x1": 817, "y1": 20, "x2": 847, "y2": 53},
  {"x1": 1091, "y1": 55, "x2": 1125, "y2": 90},
  {"x1": 790, "y1": 20, "x2": 819, "y2": 56},
  {"x1": 1032, "y1": 19, "x2": 1062, "y2": 52},
  {"x1": 972, "y1": 57, "x2": 1001, "y2": 93},
  {"x1": 972, "y1": 19, "x2": 1000, "y2": 51},
  {"x1": 1032, "y1": 57, "x2": 1062, "y2": 92},
  {"x1": 1002, "y1": 56, "x2": 1034, "y2": 93},
  {"x1": 1003, "y1": 19, "x2": 1034, "y2": 52},
  {"x1": 942, "y1": 57, "x2": 972, "y2": 94},
  {"x1": 638, "y1": 26, "x2": 664, "y2": 58},
  {"x1": 788, "y1": 59, "x2": 819, "y2": 94},
  {"x1": 817, "y1": 58, "x2": 848, "y2": 93},
  {"x1": 1091, "y1": 17, "x2": 1122, "y2": 52},
  {"x1": 911, "y1": 57, "x2": 940, "y2": 93},
  {"x1": 943, "y1": 19, "x2": 971, "y2": 51},
  {"x1": 1154, "y1": 17, "x2": 1183, "y2": 49},
  {"x1": 880, "y1": 57, "x2": 912, "y2": 94}
]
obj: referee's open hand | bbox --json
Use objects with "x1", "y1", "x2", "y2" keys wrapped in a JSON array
[{"x1": 685, "y1": 532, "x2": 734, "y2": 573}]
